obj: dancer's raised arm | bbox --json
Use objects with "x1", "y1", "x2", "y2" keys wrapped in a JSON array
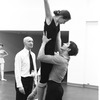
[{"x1": 44, "y1": 0, "x2": 52, "y2": 24}]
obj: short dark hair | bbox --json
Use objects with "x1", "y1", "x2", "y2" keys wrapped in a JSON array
[
  {"x1": 53, "y1": 10, "x2": 71, "y2": 20},
  {"x1": 68, "y1": 41, "x2": 78, "y2": 56}
]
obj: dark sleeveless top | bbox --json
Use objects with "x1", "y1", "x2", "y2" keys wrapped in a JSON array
[
  {"x1": 40, "y1": 19, "x2": 60, "y2": 83},
  {"x1": 44, "y1": 19, "x2": 60, "y2": 55}
]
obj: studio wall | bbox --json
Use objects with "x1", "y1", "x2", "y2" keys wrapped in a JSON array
[{"x1": 0, "y1": 31, "x2": 69, "y2": 72}]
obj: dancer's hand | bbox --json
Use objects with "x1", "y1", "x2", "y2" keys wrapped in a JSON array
[
  {"x1": 42, "y1": 31, "x2": 51, "y2": 44},
  {"x1": 27, "y1": 92, "x2": 34, "y2": 100},
  {"x1": 19, "y1": 87, "x2": 25, "y2": 94}
]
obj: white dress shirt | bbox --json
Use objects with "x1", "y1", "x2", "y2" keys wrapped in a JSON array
[{"x1": 14, "y1": 48, "x2": 37, "y2": 88}]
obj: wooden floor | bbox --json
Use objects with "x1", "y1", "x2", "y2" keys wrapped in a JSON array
[{"x1": 0, "y1": 72, "x2": 98, "y2": 100}]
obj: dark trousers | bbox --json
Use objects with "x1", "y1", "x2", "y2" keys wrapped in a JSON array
[
  {"x1": 15, "y1": 77, "x2": 33, "y2": 100},
  {"x1": 45, "y1": 80, "x2": 64, "y2": 100}
]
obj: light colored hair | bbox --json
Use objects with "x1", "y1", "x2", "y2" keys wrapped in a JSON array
[{"x1": 23, "y1": 36, "x2": 33, "y2": 44}]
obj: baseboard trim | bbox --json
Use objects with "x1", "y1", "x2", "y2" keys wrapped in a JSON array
[
  {"x1": 5, "y1": 71, "x2": 14, "y2": 74},
  {"x1": 62, "y1": 82, "x2": 98, "y2": 90}
]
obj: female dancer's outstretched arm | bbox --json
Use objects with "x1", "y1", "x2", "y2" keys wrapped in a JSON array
[{"x1": 44, "y1": 0, "x2": 52, "y2": 24}]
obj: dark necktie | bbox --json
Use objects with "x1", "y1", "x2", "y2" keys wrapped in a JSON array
[{"x1": 29, "y1": 51, "x2": 34, "y2": 73}]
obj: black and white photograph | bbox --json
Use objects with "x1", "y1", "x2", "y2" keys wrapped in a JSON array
[{"x1": 0, "y1": 0, "x2": 99, "y2": 100}]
